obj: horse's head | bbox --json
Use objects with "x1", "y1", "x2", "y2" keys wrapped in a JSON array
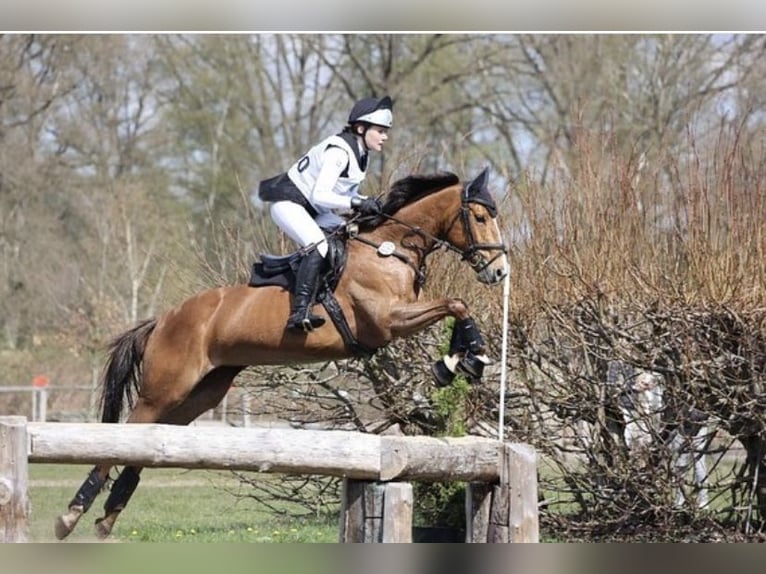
[
  {"x1": 367, "y1": 169, "x2": 508, "y2": 285},
  {"x1": 445, "y1": 167, "x2": 509, "y2": 285}
]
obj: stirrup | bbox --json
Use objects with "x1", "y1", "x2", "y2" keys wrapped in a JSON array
[{"x1": 286, "y1": 312, "x2": 325, "y2": 332}]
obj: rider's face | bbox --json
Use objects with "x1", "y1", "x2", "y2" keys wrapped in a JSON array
[{"x1": 363, "y1": 125, "x2": 389, "y2": 152}]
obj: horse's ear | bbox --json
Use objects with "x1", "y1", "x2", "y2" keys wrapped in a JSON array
[
  {"x1": 466, "y1": 167, "x2": 490, "y2": 198},
  {"x1": 464, "y1": 167, "x2": 498, "y2": 216}
]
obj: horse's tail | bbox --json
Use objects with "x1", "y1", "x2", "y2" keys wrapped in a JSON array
[{"x1": 100, "y1": 318, "x2": 158, "y2": 423}]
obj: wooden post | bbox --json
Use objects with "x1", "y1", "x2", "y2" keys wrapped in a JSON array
[
  {"x1": 488, "y1": 442, "x2": 539, "y2": 543},
  {"x1": 340, "y1": 479, "x2": 381, "y2": 542},
  {"x1": 0, "y1": 416, "x2": 30, "y2": 542},
  {"x1": 382, "y1": 482, "x2": 413, "y2": 543},
  {"x1": 338, "y1": 479, "x2": 356, "y2": 542},
  {"x1": 31, "y1": 376, "x2": 49, "y2": 423},
  {"x1": 507, "y1": 443, "x2": 539, "y2": 542},
  {"x1": 465, "y1": 482, "x2": 493, "y2": 542},
  {"x1": 488, "y1": 482, "x2": 510, "y2": 542},
  {"x1": 35, "y1": 387, "x2": 48, "y2": 422},
  {"x1": 340, "y1": 479, "x2": 412, "y2": 543}
]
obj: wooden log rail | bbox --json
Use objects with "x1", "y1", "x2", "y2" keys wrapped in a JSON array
[
  {"x1": 1, "y1": 417, "x2": 538, "y2": 543},
  {"x1": 26, "y1": 422, "x2": 503, "y2": 481}
]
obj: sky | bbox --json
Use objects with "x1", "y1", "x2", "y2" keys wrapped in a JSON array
[{"x1": 1, "y1": 0, "x2": 765, "y2": 31}]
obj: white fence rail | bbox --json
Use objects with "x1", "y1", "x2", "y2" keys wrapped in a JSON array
[
  {"x1": 0, "y1": 385, "x2": 252, "y2": 425},
  {"x1": 0, "y1": 385, "x2": 93, "y2": 422}
]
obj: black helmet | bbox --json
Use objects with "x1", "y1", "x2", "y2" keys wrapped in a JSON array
[{"x1": 348, "y1": 95, "x2": 393, "y2": 128}]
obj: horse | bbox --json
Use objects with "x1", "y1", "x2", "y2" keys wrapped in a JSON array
[{"x1": 54, "y1": 168, "x2": 509, "y2": 540}]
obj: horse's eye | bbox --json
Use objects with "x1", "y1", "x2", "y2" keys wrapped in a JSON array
[{"x1": 475, "y1": 215, "x2": 487, "y2": 224}]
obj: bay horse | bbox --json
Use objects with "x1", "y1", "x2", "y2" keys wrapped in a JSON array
[{"x1": 54, "y1": 168, "x2": 508, "y2": 540}]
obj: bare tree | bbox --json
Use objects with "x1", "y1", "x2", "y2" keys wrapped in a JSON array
[{"x1": 0, "y1": 35, "x2": 80, "y2": 348}]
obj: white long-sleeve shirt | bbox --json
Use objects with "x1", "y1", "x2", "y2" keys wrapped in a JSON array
[{"x1": 287, "y1": 133, "x2": 367, "y2": 213}]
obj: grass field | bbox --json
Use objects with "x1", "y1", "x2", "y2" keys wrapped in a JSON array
[{"x1": 28, "y1": 464, "x2": 339, "y2": 543}]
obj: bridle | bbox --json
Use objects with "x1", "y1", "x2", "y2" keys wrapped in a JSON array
[
  {"x1": 351, "y1": 187, "x2": 508, "y2": 286},
  {"x1": 453, "y1": 197, "x2": 508, "y2": 273}
]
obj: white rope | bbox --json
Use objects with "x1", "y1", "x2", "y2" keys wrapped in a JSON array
[{"x1": 498, "y1": 269, "x2": 511, "y2": 441}]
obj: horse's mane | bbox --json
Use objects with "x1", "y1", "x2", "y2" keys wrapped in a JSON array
[
  {"x1": 381, "y1": 172, "x2": 460, "y2": 215},
  {"x1": 354, "y1": 172, "x2": 460, "y2": 231}
]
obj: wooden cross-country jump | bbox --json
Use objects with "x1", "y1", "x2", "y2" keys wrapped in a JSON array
[{"x1": 0, "y1": 416, "x2": 538, "y2": 543}]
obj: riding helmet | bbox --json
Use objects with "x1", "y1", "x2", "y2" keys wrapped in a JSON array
[{"x1": 348, "y1": 95, "x2": 393, "y2": 128}]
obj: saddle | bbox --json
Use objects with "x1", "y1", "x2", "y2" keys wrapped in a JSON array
[{"x1": 248, "y1": 235, "x2": 376, "y2": 358}]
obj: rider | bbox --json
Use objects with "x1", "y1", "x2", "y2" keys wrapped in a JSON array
[{"x1": 257, "y1": 95, "x2": 393, "y2": 332}]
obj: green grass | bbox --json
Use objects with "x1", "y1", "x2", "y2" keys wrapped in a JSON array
[{"x1": 28, "y1": 464, "x2": 339, "y2": 543}]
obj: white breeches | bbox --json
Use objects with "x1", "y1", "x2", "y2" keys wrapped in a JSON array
[{"x1": 270, "y1": 201, "x2": 345, "y2": 258}]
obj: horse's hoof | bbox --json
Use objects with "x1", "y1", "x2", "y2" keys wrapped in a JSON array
[
  {"x1": 94, "y1": 516, "x2": 114, "y2": 540},
  {"x1": 456, "y1": 353, "x2": 490, "y2": 381},
  {"x1": 54, "y1": 507, "x2": 83, "y2": 540},
  {"x1": 431, "y1": 358, "x2": 456, "y2": 387},
  {"x1": 54, "y1": 516, "x2": 72, "y2": 540}
]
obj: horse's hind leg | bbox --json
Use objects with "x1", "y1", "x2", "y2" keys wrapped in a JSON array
[
  {"x1": 93, "y1": 366, "x2": 243, "y2": 539},
  {"x1": 93, "y1": 465, "x2": 142, "y2": 539},
  {"x1": 54, "y1": 465, "x2": 112, "y2": 540},
  {"x1": 53, "y1": 395, "x2": 170, "y2": 541},
  {"x1": 53, "y1": 400, "x2": 165, "y2": 541}
]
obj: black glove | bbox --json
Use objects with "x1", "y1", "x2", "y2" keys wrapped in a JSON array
[{"x1": 350, "y1": 196, "x2": 382, "y2": 216}]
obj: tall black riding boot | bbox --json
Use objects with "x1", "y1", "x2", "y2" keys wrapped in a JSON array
[{"x1": 286, "y1": 250, "x2": 327, "y2": 332}]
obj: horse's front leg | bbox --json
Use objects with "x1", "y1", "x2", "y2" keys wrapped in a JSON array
[
  {"x1": 388, "y1": 297, "x2": 471, "y2": 337},
  {"x1": 388, "y1": 298, "x2": 490, "y2": 386}
]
